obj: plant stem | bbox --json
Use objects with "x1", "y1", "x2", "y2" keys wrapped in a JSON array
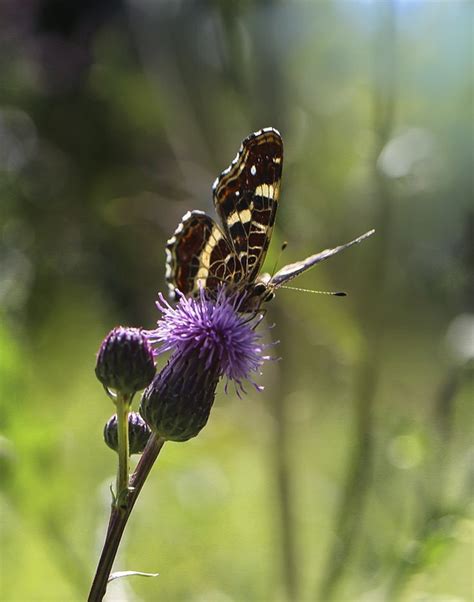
[
  {"x1": 269, "y1": 306, "x2": 299, "y2": 602},
  {"x1": 88, "y1": 434, "x2": 165, "y2": 602},
  {"x1": 115, "y1": 393, "x2": 131, "y2": 509},
  {"x1": 317, "y1": 3, "x2": 397, "y2": 598}
]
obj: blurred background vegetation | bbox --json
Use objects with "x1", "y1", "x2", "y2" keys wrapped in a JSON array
[{"x1": 0, "y1": 1, "x2": 472, "y2": 600}]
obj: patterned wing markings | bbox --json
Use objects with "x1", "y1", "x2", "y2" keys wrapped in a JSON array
[
  {"x1": 165, "y1": 210, "x2": 243, "y2": 299},
  {"x1": 212, "y1": 127, "x2": 283, "y2": 282},
  {"x1": 165, "y1": 127, "x2": 375, "y2": 309}
]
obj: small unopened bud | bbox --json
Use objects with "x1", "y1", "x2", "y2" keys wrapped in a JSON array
[
  {"x1": 140, "y1": 349, "x2": 220, "y2": 442},
  {"x1": 103, "y1": 412, "x2": 152, "y2": 455},
  {"x1": 95, "y1": 327, "x2": 156, "y2": 397}
]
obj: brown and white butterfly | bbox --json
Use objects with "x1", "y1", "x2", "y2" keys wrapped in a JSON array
[{"x1": 165, "y1": 127, "x2": 374, "y2": 309}]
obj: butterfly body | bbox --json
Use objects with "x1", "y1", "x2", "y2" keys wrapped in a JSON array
[{"x1": 166, "y1": 127, "x2": 374, "y2": 309}]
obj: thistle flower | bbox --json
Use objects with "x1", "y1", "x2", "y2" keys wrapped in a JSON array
[{"x1": 140, "y1": 288, "x2": 271, "y2": 442}]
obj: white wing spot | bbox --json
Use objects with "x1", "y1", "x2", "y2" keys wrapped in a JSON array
[{"x1": 250, "y1": 165, "x2": 257, "y2": 176}]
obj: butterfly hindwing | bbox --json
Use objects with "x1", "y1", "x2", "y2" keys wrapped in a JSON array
[
  {"x1": 212, "y1": 127, "x2": 283, "y2": 282},
  {"x1": 165, "y1": 210, "x2": 242, "y2": 299}
]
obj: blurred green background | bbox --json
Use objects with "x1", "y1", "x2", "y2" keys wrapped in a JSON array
[{"x1": 0, "y1": 1, "x2": 472, "y2": 601}]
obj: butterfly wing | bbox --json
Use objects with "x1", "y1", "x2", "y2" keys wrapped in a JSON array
[
  {"x1": 270, "y1": 229, "x2": 376, "y2": 288},
  {"x1": 166, "y1": 210, "x2": 243, "y2": 299},
  {"x1": 212, "y1": 127, "x2": 283, "y2": 283}
]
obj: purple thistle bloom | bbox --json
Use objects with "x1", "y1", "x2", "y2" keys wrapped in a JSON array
[
  {"x1": 147, "y1": 287, "x2": 270, "y2": 393},
  {"x1": 139, "y1": 288, "x2": 272, "y2": 442}
]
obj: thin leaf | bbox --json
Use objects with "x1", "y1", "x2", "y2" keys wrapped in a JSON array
[{"x1": 108, "y1": 570, "x2": 159, "y2": 582}]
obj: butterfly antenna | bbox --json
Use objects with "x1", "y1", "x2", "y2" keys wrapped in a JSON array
[
  {"x1": 271, "y1": 241, "x2": 288, "y2": 277},
  {"x1": 280, "y1": 285, "x2": 347, "y2": 297}
]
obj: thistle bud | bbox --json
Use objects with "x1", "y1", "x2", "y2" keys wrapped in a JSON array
[
  {"x1": 103, "y1": 412, "x2": 152, "y2": 455},
  {"x1": 139, "y1": 349, "x2": 220, "y2": 442},
  {"x1": 95, "y1": 327, "x2": 156, "y2": 397}
]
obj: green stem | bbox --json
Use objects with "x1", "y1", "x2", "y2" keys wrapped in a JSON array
[
  {"x1": 88, "y1": 434, "x2": 165, "y2": 602},
  {"x1": 115, "y1": 393, "x2": 131, "y2": 509}
]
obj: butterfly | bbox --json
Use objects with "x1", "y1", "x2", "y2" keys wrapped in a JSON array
[{"x1": 165, "y1": 127, "x2": 374, "y2": 310}]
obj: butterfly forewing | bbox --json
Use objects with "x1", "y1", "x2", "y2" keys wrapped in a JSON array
[
  {"x1": 212, "y1": 128, "x2": 283, "y2": 282},
  {"x1": 166, "y1": 210, "x2": 243, "y2": 298}
]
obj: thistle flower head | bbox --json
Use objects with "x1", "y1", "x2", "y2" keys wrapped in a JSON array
[
  {"x1": 140, "y1": 288, "x2": 272, "y2": 441},
  {"x1": 147, "y1": 287, "x2": 270, "y2": 393}
]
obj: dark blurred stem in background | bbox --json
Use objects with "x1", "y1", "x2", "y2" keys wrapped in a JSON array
[
  {"x1": 386, "y1": 361, "x2": 473, "y2": 600},
  {"x1": 219, "y1": 4, "x2": 298, "y2": 598},
  {"x1": 387, "y1": 211, "x2": 474, "y2": 599},
  {"x1": 317, "y1": 2, "x2": 397, "y2": 600},
  {"x1": 267, "y1": 309, "x2": 299, "y2": 601}
]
